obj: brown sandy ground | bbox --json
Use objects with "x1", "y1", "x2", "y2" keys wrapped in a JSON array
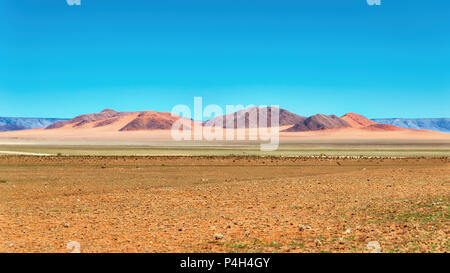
[{"x1": 0, "y1": 156, "x2": 449, "y2": 253}]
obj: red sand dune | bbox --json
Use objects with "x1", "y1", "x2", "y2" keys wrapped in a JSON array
[
  {"x1": 341, "y1": 112, "x2": 377, "y2": 128},
  {"x1": 47, "y1": 109, "x2": 130, "y2": 129},
  {"x1": 363, "y1": 124, "x2": 407, "y2": 131},
  {"x1": 341, "y1": 112, "x2": 411, "y2": 132},
  {"x1": 46, "y1": 109, "x2": 193, "y2": 131}
]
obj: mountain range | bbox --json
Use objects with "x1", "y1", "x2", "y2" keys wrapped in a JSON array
[
  {"x1": 372, "y1": 118, "x2": 450, "y2": 133},
  {"x1": 0, "y1": 108, "x2": 449, "y2": 137},
  {"x1": 0, "y1": 117, "x2": 67, "y2": 132},
  {"x1": 38, "y1": 108, "x2": 407, "y2": 133}
]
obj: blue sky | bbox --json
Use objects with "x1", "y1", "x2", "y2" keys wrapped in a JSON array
[{"x1": 0, "y1": 0, "x2": 449, "y2": 118}]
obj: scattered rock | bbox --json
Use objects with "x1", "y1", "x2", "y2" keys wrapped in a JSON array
[
  {"x1": 366, "y1": 241, "x2": 381, "y2": 253},
  {"x1": 298, "y1": 224, "x2": 312, "y2": 231},
  {"x1": 66, "y1": 241, "x2": 81, "y2": 253},
  {"x1": 2, "y1": 156, "x2": 445, "y2": 253},
  {"x1": 314, "y1": 239, "x2": 322, "y2": 247}
]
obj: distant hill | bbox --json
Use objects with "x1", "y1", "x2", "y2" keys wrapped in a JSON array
[
  {"x1": 284, "y1": 114, "x2": 350, "y2": 132},
  {"x1": 45, "y1": 109, "x2": 194, "y2": 131},
  {"x1": 203, "y1": 107, "x2": 306, "y2": 128},
  {"x1": 372, "y1": 118, "x2": 450, "y2": 133},
  {"x1": 204, "y1": 109, "x2": 410, "y2": 133},
  {"x1": 1, "y1": 109, "x2": 449, "y2": 142},
  {"x1": 46, "y1": 109, "x2": 130, "y2": 129},
  {"x1": 120, "y1": 111, "x2": 193, "y2": 131},
  {"x1": 0, "y1": 117, "x2": 67, "y2": 132},
  {"x1": 341, "y1": 112, "x2": 377, "y2": 128}
]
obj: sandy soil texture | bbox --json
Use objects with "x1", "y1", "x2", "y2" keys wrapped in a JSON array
[
  {"x1": 0, "y1": 156, "x2": 449, "y2": 253},
  {"x1": 1, "y1": 126, "x2": 449, "y2": 142}
]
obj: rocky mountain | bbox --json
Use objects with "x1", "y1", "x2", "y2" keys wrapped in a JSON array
[
  {"x1": 203, "y1": 107, "x2": 306, "y2": 128},
  {"x1": 119, "y1": 111, "x2": 193, "y2": 131},
  {"x1": 372, "y1": 118, "x2": 450, "y2": 133},
  {"x1": 283, "y1": 114, "x2": 351, "y2": 132}
]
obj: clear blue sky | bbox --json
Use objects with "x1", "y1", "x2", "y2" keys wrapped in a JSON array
[{"x1": 0, "y1": 0, "x2": 449, "y2": 118}]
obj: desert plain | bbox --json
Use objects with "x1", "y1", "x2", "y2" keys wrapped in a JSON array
[
  {"x1": 0, "y1": 147, "x2": 449, "y2": 253},
  {"x1": 0, "y1": 109, "x2": 449, "y2": 253}
]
